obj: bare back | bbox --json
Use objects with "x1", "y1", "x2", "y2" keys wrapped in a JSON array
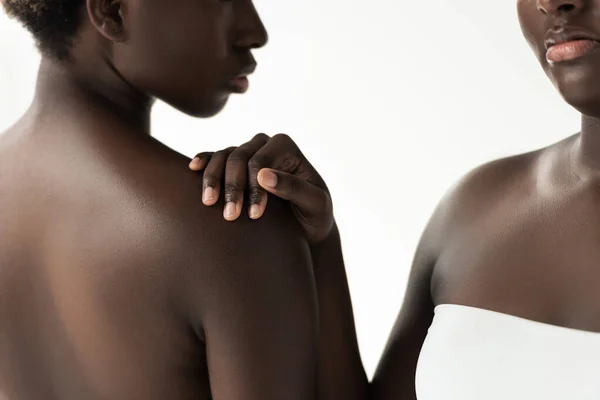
[{"x1": 0, "y1": 108, "x2": 317, "y2": 399}]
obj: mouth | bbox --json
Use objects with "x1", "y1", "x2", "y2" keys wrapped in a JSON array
[
  {"x1": 228, "y1": 76, "x2": 250, "y2": 94},
  {"x1": 544, "y1": 28, "x2": 600, "y2": 64},
  {"x1": 227, "y1": 62, "x2": 257, "y2": 94}
]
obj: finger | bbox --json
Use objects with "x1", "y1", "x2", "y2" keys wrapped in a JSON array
[
  {"x1": 246, "y1": 133, "x2": 300, "y2": 172},
  {"x1": 247, "y1": 183, "x2": 268, "y2": 220},
  {"x1": 257, "y1": 168, "x2": 331, "y2": 217},
  {"x1": 202, "y1": 147, "x2": 236, "y2": 206},
  {"x1": 245, "y1": 134, "x2": 302, "y2": 219},
  {"x1": 264, "y1": 134, "x2": 305, "y2": 172},
  {"x1": 247, "y1": 156, "x2": 269, "y2": 220},
  {"x1": 189, "y1": 152, "x2": 214, "y2": 171},
  {"x1": 223, "y1": 133, "x2": 270, "y2": 221},
  {"x1": 249, "y1": 133, "x2": 323, "y2": 187}
]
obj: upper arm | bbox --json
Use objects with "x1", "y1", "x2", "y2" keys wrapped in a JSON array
[
  {"x1": 370, "y1": 159, "x2": 507, "y2": 399},
  {"x1": 179, "y1": 199, "x2": 319, "y2": 400},
  {"x1": 369, "y1": 222, "x2": 438, "y2": 400}
]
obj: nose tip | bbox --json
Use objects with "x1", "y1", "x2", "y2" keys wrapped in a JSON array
[
  {"x1": 537, "y1": 0, "x2": 585, "y2": 15},
  {"x1": 234, "y1": 7, "x2": 269, "y2": 51},
  {"x1": 251, "y1": 26, "x2": 269, "y2": 50},
  {"x1": 235, "y1": 24, "x2": 269, "y2": 51}
]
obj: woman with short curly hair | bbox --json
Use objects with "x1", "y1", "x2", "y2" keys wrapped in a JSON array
[{"x1": 0, "y1": 2, "x2": 334, "y2": 400}]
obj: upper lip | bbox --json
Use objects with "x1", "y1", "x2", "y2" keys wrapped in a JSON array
[
  {"x1": 235, "y1": 62, "x2": 257, "y2": 78},
  {"x1": 544, "y1": 28, "x2": 600, "y2": 50}
]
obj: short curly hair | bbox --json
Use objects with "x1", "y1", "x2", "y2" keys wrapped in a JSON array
[{"x1": 1, "y1": 0, "x2": 85, "y2": 60}]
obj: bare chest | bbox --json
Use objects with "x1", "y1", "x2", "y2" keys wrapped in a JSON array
[{"x1": 433, "y1": 189, "x2": 600, "y2": 332}]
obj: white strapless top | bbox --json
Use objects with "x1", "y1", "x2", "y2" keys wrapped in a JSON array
[{"x1": 415, "y1": 304, "x2": 600, "y2": 399}]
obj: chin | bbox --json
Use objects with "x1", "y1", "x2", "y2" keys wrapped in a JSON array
[
  {"x1": 556, "y1": 82, "x2": 600, "y2": 118},
  {"x1": 167, "y1": 94, "x2": 230, "y2": 119},
  {"x1": 567, "y1": 101, "x2": 600, "y2": 119},
  {"x1": 546, "y1": 64, "x2": 600, "y2": 118}
]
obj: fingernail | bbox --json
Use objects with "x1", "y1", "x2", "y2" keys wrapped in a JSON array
[
  {"x1": 224, "y1": 202, "x2": 236, "y2": 220},
  {"x1": 259, "y1": 170, "x2": 278, "y2": 188},
  {"x1": 203, "y1": 187, "x2": 216, "y2": 204},
  {"x1": 189, "y1": 157, "x2": 201, "y2": 169},
  {"x1": 249, "y1": 204, "x2": 261, "y2": 219}
]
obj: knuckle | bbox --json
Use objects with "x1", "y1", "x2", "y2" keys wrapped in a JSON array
[
  {"x1": 214, "y1": 147, "x2": 237, "y2": 159},
  {"x1": 227, "y1": 150, "x2": 251, "y2": 164},
  {"x1": 248, "y1": 154, "x2": 268, "y2": 169},
  {"x1": 203, "y1": 173, "x2": 219, "y2": 187},
  {"x1": 224, "y1": 181, "x2": 245, "y2": 192},
  {"x1": 213, "y1": 149, "x2": 229, "y2": 159},
  {"x1": 253, "y1": 133, "x2": 270, "y2": 142},
  {"x1": 273, "y1": 133, "x2": 299, "y2": 150},
  {"x1": 284, "y1": 155, "x2": 301, "y2": 171},
  {"x1": 224, "y1": 182, "x2": 245, "y2": 203},
  {"x1": 273, "y1": 133, "x2": 291, "y2": 142},
  {"x1": 248, "y1": 186, "x2": 263, "y2": 205}
]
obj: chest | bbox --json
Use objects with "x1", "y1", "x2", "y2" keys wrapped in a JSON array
[{"x1": 432, "y1": 189, "x2": 600, "y2": 332}]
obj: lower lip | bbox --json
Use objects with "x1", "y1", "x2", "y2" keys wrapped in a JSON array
[
  {"x1": 546, "y1": 39, "x2": 600, "y2": 63},
  {"x1": 228, "y1": 77, "x2": 249, "y2": 93}
]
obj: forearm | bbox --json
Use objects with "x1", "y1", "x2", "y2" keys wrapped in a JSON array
[{"x1": 311, "y1": 222, "x2": 369, "y2": 400}]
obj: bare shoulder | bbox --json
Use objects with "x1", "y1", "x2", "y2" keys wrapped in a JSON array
[
  {"x1": 369, "y1": 139, "x2": 573, "y2": 400},
  {"x1": 129, "y1": 148, "x2": 319, "y2": 398},
  {"x1": 2, "y1": 129, "x2": 318, "y2": 398},
  {"x1": 161, "y1": 186, "x2": 316, "y2": 330},
  {"x1": 419, "y1": 137, "x2": 576, "y2": 257},
  {"x1": 119, "y1": 143, "x2": 315, "y2": 318}
]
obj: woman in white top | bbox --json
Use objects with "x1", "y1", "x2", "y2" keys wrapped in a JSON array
[{"x1": 191, "y1": 0, "x2": 600, "y2": 399}]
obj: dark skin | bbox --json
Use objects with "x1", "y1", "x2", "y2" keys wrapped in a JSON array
[
  {"x1": 191, "y1": 134, "x2": 368, "y2": 400},
  {"x1": 0, "y1": 1, "x2": 321, "y2": 399},
  {"x1": 194, "y1": 1, "x2": 600, "y2": 398}
]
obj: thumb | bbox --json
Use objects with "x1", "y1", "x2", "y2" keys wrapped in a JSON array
[{"x1": 257, "y1": 168, "x2": 330, "y2": 216}]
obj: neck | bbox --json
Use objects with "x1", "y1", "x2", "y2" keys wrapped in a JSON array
[
  {"x1": 32, "y1": 56, "x2": 154, "y2": 135},
  {"x1": 575, "y1": 115, "x2": 600, "y2": 174}
]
